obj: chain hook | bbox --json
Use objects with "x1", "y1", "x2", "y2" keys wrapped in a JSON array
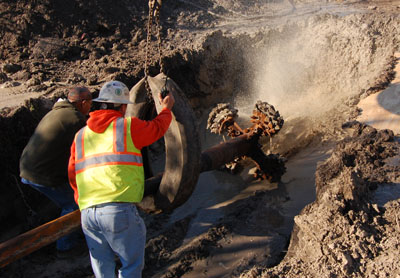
[{"x1": 144, "y1": 0, "x2": 165, "y2": 103}]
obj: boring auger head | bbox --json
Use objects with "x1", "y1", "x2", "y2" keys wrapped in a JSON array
[
  {"x1": 207, "y1": 101, "x2": 284, "y2": 139},
  {"x1": 206, "y1": 100, "x2": 286, "y2": 182},
  {"x1": 207, "y1": 103, "x2": 240, "y2": 137},
  {"x1": 247, "y1": 100, "x2": 284, "y2": 137}
]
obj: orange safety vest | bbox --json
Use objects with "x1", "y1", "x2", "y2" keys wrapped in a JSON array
[{"x1": 74, "y1": 117, "x2": 144, "y2": 210}]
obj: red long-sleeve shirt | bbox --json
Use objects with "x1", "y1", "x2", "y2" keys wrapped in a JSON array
[{"x1": 68, "y1": 108, "x2": 172, "y2": 204}]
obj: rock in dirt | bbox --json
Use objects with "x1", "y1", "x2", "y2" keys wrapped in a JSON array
[
  {"x1": 31, "y1": 38, "x2": 68, "y2": 60},
  {"x1": 26, "y1": 77, "x2": 41, "y2": 87},
  {"x1": 2, "y1": 63, "x2": 22, "y2": 74},
  {"x1": 1, "y1": 81, "x2": 21, "y2": 88},
  {"x1": 0, "y1": 72, "x2": 8, "y2": 83},
  {"x1": 14, "y1": 70, "x2": 32, "y2": 81}
]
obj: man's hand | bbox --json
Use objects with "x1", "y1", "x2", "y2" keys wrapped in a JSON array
[{"x1": 159, "y1": 92, "x2": 175, "y2": 110}]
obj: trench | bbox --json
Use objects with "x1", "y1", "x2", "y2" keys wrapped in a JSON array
[
  {"x1": 144, "y1": 12, "x2": 398, "y2": 277},
  {"x1": 0, "y1": 9, "x2": 399, "y2": 278}
]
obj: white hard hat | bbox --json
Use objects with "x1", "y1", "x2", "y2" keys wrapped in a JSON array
[{"x1": 93, "y1": 81, "x2": 133, "y2": 104}]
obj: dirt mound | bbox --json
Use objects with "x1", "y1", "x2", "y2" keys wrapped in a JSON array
[
  {"x1": 0, "y1": 0, "x2": 145, "y2": 49},
  {"x1": 241, "y1": 122, "x2": 400, "y2": 277}
]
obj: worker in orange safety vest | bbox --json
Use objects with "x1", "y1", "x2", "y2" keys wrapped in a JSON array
[{"x1": 68, "y1": 80, "x2": 174, "y2": 277}]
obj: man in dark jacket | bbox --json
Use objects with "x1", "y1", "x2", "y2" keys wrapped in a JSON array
[{"x1": 19, "y1": 86, "x2": 92, "y2": 256}]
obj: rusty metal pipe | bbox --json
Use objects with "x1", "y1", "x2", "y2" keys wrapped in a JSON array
[
  {"x1": 200, "y1": 134, "x2": 257, "y2": 173},
  {"x1": 0, "y1": 209, "x2": 81, "y2": 268}
]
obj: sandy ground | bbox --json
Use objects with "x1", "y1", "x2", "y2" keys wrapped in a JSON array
[
  {"x1": 1, "y1": 1, "x2": 400, "y2": 278},
  {"x1": 0, "y1": 86, "x2": 41, "y2": 109},
  {"x1": 357, "y1": 53, "x2": 400, "y2": 134}
]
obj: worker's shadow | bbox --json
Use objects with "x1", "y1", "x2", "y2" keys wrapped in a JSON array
[
  {"x1": 178, "y1": 170, "x2": 295, "y2": 240},
  {"x1": 372, "y1": 182, "x2": 400, "y2": 207},
  {"x1": 376, "y1": 82, "x2": 400, "y2": 115},
  {"x1": 212, "y1": 176, "x2": 293, "y2": 236}
]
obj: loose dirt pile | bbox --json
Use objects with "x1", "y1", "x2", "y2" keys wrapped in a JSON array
[
  {"x1": 1, "y1": 0, "x2": 400, "y2": 277},
  {"x1": 244, "y1": 122, "x2": 400, "y2": 278}
]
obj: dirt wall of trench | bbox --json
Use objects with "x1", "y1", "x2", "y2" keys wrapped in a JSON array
[{"x1": 237, "y1": 123, "x2": 400, "y2": 278}]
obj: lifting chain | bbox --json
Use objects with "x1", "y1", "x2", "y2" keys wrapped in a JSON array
[{"x1": 144, "y1": 0, "x2": 165, "y2": 102}]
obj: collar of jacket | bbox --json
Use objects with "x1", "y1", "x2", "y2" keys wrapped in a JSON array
[{"x1": 87, "y1": 110, "x2": 124, "y2": 133}]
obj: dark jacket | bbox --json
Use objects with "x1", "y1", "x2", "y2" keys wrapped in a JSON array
[{"x1": 20, "y1": 99, "x2": 87, "y2": 187}]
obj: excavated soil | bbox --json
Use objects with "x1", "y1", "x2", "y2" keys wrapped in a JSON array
[{"x1": 1, "y1": 0, "x2": 400, "y2": 277}]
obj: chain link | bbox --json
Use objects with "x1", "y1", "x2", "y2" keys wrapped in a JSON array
[
  {"x1": 144, "y1": 0, "x2": 155, "y2": 102},
  {"x1": 154, "y1": 0, "x2": 165, "y2": 74},
  {"x1": 144, "y1": 0, "x2": 165, "y2": 103},
  {"x1": 144, "y1": 0, "x2": 155, "y2": 78}
]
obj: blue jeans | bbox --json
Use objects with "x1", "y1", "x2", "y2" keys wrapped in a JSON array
[
  {"x1": 21, "y1": 178, "x2": 79, "y2": 251},
  {"x1": 81, "y1": 203, "x2": 146, "y2": 278}
]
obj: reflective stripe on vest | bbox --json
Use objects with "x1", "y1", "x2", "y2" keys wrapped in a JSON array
[
  {"x1": 75, "y1": 153, "x2": 143, "y2": 172},
  {"x1": 75, "y1": 118, "x2": 143, "y2": 174}
]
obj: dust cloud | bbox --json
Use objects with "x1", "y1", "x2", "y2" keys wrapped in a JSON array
[
  {"x1": 228, "y1": 13, "x2": 397, "y2": 159},
  {"x1": 250, "y1": 31, "x2": 325, "y2": 120},
  {"x1": 236, "y1": 14, "x2": 395, "y2": 125}
]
